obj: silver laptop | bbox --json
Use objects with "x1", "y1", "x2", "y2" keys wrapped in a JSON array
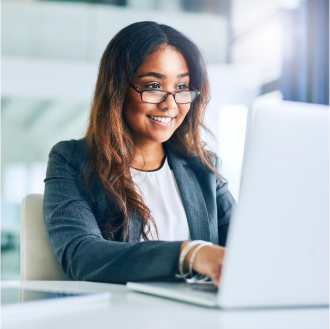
[{"x1": 127, "y1": 101, "x2": 329, "y2": 309}]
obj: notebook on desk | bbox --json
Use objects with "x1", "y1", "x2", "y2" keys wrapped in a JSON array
[
  {"x1": 127, "y1": 101, "x2": 329, "y2": 309},
  {"x1": 1, "y1": 286, "x2": 111, "y2": 319},
  {"x1": 1, "y1": 287, "x2": 111, "y2": 306}
]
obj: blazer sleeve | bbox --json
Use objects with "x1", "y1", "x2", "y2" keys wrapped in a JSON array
[
  {"x1": 215, "y1": 157, "x2": 237, "y2": 247},
  {"x1": 43, "y1": 141, "x2": 182, "y2": 284}
]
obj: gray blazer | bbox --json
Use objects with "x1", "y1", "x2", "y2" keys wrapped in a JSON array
[{"x1": 43, "y1": 138, "x2": 235, "y2": 284}]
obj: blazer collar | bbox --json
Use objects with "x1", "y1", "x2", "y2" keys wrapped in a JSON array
[{"x1": 164, "y1": 141, "x2": 211, "y2": 242}]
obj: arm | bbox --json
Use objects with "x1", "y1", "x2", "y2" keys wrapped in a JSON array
[{"x1": 43, "y1": 141, "x2": 182, "y2": 284}]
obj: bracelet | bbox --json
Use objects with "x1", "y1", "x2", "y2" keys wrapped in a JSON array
[
  {"x1": 189, "y1": 242, "x2": 213, "y2": 282},
  {"x1": 178, "y1": 240, "x2": 203, "y2": 280}
]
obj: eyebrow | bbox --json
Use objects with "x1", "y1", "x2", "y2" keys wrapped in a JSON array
[{"x1": 137, "y1": 72, "x2": 189, "y2": 79}]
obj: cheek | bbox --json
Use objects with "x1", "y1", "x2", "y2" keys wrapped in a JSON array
[
  {"x1": 123, "y1": 101, "x2": 152, "y2": 135},
  {"x1": 178, "y1": 104, "x2": 191, "y2": 123},
  {"x1": 123, "y1": 94, "x2": 145, "y2": 122}
]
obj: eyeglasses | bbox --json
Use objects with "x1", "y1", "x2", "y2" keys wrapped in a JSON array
[{"x1": 129, "y1": 83, "x2": 200, "y2": 104}]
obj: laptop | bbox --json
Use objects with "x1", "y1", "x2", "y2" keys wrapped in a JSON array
[{"x1": 127, "y1": 101, "x2": 329, "y2": 309}]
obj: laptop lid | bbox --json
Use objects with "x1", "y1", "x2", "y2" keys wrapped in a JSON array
[{"x1": 218, "y1": 101, "x2": 329, "y2": 308}]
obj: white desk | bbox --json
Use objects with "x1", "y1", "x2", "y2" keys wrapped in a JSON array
[{"x1": 1, "y1": 281, "x2": 328, "y2": 329}]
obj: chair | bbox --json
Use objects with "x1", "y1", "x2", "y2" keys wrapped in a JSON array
[{"x1": 20, "y1": 194, "x2": 71, "y2": 280}]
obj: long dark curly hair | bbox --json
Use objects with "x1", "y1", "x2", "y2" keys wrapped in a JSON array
[{"x1": 85, "y1": 21, "x2": 217, "y2": 242}]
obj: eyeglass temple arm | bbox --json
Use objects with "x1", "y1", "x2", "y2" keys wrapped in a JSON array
[{"x1": 129, "y1": 83, "x2": 143, "y2": 94}]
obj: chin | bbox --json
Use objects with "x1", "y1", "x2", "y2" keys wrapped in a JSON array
[{"x1": 150, "y1": 133, "x2": 174, "y2": 144}]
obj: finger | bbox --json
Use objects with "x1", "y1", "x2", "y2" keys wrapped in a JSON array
[
  {"x1": 209, "y1": 266, "x2": 220, "y2": 287},
  {"x1": 210, "y1": 272, "x2": 220, "y2": 287}
]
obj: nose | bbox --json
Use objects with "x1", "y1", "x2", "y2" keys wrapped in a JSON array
[{"x1": 158, "y1": 92, "x2": 177, "y2": 110}]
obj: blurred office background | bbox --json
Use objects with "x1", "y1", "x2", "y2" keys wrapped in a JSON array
[{"x1": 1, "y1": 0, "x2": 329, "y2": 279}]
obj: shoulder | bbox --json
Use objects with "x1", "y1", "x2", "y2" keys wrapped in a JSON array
[
  {"x1": 50, "y1": 137, "x2": 88, "y2": 156},
  {"x1": 49, "y1": 137, "x2": 90, "y2": 170}
]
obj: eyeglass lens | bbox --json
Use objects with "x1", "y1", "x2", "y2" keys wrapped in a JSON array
[{"x1": 142, "y1": 91, "x2": 198, "y2": 104}]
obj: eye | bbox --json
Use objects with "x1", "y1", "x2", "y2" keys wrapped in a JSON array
[
  {"x1": 144, "y1": 82, "x2": 160, "y2": 89},
  {"x1": 178, "y1": 84, "x2": 189, "y2": 90}
]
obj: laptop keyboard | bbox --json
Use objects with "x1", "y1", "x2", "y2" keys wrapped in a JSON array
[{"x1": 174, "y1": 283, "x2": 218, "y2": 293}]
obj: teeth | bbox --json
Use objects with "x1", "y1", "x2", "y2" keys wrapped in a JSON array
[{"x1": 150, "y1": 116, "x2": 172, "y2": 123}]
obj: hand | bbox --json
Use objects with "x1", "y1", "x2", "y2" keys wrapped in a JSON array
[{"x1": 179, "y1": 241, "x2": 225, "y2": 287}]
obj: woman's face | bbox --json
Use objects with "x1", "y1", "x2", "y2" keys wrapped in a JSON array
[{"x1": 124, "y1": 46, "x2": 191, "y2": 146}]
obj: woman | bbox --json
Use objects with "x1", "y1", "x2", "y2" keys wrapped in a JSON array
[{"x1": 43, "y1": 21, "x2": 235, "y2": 287}]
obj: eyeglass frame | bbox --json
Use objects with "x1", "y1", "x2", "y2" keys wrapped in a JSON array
[{"x1": 129, "y1": 83, "x2": 200, "y2": 104}]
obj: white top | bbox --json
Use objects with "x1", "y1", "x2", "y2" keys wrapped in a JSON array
[{"x1": 130, "y1": 157, "x2": 191, "y2": 241}]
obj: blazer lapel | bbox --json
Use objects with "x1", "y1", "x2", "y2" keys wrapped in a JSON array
[
  {"x1": 165, "y1": 142, "x2": 211, "y2": 242},
  {"x1": 128, "y1": 211, "x2": 142, "y2": 243}
]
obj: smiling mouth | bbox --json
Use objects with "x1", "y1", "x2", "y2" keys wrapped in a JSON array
[{"x1": 147, "y1": 115, "x2": 174, "y2": 123}]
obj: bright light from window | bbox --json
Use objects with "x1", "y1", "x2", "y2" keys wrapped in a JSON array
[
  {"x1": 218, "y1": 105, "x2": 248, "y2": 201},
  {"x1": 278, "y1": 0, "x2": 305, "y2": 10},
  {"x1": 3, "y1": 164, "x2": 29, "y2": 204},
  {"x1": 3, "y1": 162, "x2": 47, "y2": 204}
]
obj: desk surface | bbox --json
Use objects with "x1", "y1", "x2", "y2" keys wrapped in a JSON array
[{"x1": 1, "y1": 280, "x2": 328, "y2": 329}]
